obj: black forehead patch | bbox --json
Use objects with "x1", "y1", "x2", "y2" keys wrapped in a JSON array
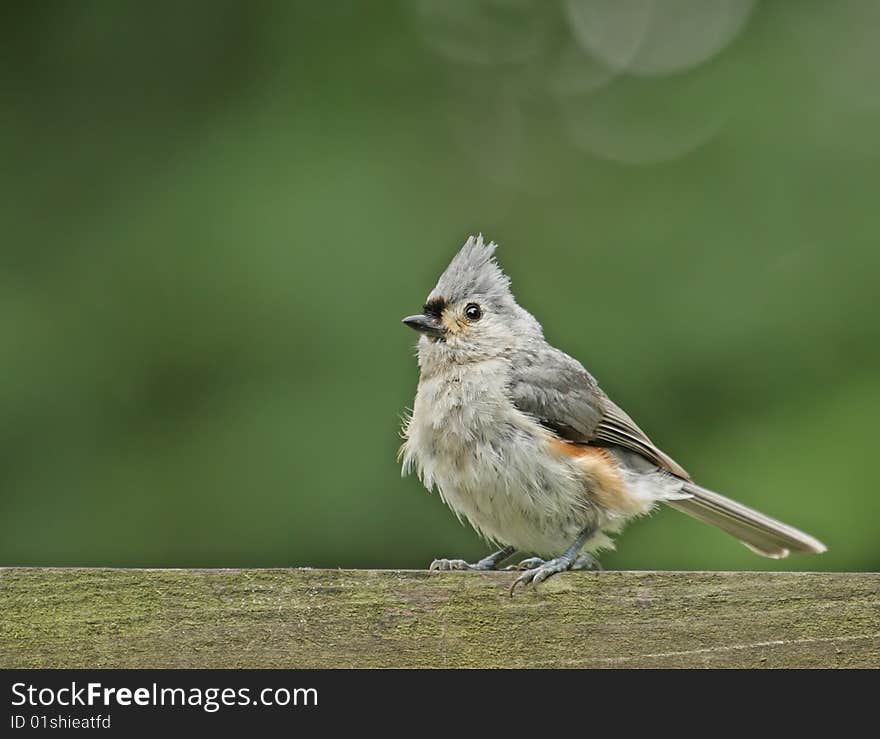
[{"x1": 423, "y1": 296, "x2": 446, "y2": 318}]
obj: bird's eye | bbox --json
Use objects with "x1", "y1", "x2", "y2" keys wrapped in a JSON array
[{"x1": 464, "y1": 303, "x2": 482, "y2": 321}]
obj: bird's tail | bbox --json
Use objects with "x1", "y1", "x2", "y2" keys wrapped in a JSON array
[{"x1": 665, "y1": 482, "x2": 827, "y2": 558}]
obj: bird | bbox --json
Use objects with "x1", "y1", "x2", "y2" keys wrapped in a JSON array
[{"x1": 399, "y1": 235, "x2": 826, "y2": 593}]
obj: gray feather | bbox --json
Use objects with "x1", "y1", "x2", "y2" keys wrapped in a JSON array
[
  {"x1": 507, "y1": 346, "x2": 602, "y2": 436},
  {"x1": 667, "y1": 482, "x2": 827, "y2": 558},
  {"x1": 432, "y1": 234, "x2": 511, "y2": 307},
  {"x1": 508, "y1": 346, "x2": 690, "y2": 479},
  {"x1": 592, "y1": 399, "x2": 690, "y2": 479}
]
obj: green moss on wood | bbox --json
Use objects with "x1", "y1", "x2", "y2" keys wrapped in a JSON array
[{"x1": 1, "y1": 568, "x2": 878, "y2": 668}]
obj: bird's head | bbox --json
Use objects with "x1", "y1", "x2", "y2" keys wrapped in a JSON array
[{"x1": 402, "y1": 235, "x2": 542, "y2": 368}]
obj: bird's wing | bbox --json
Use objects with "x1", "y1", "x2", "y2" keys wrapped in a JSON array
[
  {"x1": 508, "y1": 347, "x2": 690, "y2": 480},
  {"x1": 591, "y1": 397, "x2": 690, "y2": 479}
]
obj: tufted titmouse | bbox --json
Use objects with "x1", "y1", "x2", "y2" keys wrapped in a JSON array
[{"x1": 400, "y1": 236, "x2": 825, "y2": 592}]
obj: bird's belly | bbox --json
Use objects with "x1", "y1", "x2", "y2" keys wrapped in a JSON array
[{"x1": 425, "y1": 433, "x2": 596, "y2": 556}]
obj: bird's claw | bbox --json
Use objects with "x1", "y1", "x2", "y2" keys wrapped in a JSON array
[
  {"x1": 503, "y1": 557, "x2": 546, "y2": 571},
  {"x1": 509, "y1": 556, "x2": 573, "y2": 595},
  {"x1": 430, "y1": 558, "x2": 479, "y2": 571},
  {"x1": 507, "y1": 552, "x2": 603, "y2": 595},
  {"x1": 572, "y1": 553, "x2": 603, "y2": 571}
]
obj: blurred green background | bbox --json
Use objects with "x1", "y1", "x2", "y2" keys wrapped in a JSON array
[{"x1": 1, "y1": 1, "x2": 877, "y2": 572}]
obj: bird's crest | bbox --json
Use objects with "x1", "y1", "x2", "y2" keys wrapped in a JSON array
[{"x1": 433, "y1": 234, "x2": 511, "y2": 304}]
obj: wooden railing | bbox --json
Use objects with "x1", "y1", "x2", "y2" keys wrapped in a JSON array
[{"x1": 2, "y1": 568, "x2": 878, "y2": 668}]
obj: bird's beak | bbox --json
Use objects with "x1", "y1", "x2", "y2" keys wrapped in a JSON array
[{"x1": 401, "y1": 313, "x2": 446, "y2": 339}]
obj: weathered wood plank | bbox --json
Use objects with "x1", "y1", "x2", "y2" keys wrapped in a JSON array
[{"x1": 1, "y1": 568, "x2": 878, "y2": 668}]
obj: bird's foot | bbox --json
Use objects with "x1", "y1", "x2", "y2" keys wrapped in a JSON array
[
  {"x1": 509, "y1": 556, "x2": 572, "y2": 594},
  {"x1": 504, "y1": 556, "x2": 547, "y2": 571},
  {"x1": 572, "y1": 553, "x2": 603, "y2": 571},
  {"x1": 429, "y1": 557, "x2": 499, "y2": 571},
  {"x1": 429, "y1": 546, "x2": 514, "y2": 572},
  {"x1": 505, "y1": 553, "x2": 601, "y2": 572},
  {"x1": 430, "y1": 558, "x2": 484, "y2": 571},
  {"x1": 508, "y1": 553, "x2": 601, "y2": 595}
]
